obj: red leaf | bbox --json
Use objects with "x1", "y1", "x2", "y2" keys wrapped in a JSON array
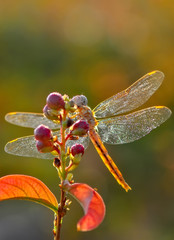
[
  {"x1": 65, "y1": 182, "x2": 105, "y2": 231},
  {"x1": 0, "y1": 175, "x2": 58, "y2": 213}
]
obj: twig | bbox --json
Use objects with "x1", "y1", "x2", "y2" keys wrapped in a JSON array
[{"x1": 55, "y1": 186, "x2": 66, "y2": 240}]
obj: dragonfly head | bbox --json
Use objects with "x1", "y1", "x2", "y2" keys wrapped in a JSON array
[{"x1": 71, "y1": 95, "x2": 88, "y2": 108}]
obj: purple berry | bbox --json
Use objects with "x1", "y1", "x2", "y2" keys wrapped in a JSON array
[
  {"x1": 70, "y1": 120, "x2": 89, "y2": 136},
  {"x1": 43, "y1": 104, "x2": 58, "y2": 120},
  {"x1": 46, "y1": 92, "x2": 65, "y2": 110},
  {"x1": 71, "y1": 144, "x2": 85, "y2": 156},
  {"x1": 34, "y1": 124, "x2": 52, "y2": 141},
  {"x1": 36, "y1": 140, "x2": 54, "y2": 153}
]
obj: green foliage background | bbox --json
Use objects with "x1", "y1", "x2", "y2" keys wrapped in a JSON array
[{"x1": 0, "y1": 1, "x2": 174, "y2": 239}]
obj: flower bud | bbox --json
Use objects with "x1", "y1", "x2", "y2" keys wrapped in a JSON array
[
  {"x1": 71, "y1": 95, "x2": 88, "y2": 107},
  {"x1": 34, "y1": 124, "x2": 53, "y2": 142},
  {"x1": 53, "y1": 158, "x2": 61, "y2": 168},
  {"x1": 71, "y1": 144, "x2": 84, "y2": 156},
  {"x1": 70, "y1": 120, "x2": 89, "y2": 136},
  {"x1": 43, "y1": 104, "x2": 59, "y2": 120},
  {"x1": 46, "y1": 92, "x2": 65, "y2": 110},
  {"x1": 62, "y1": 118, "x2": 74, "y2": 129},
  {"x1": 36, "y1": 140, "x2": 54, "y2": 153},
  {"x1": 63, "y1": 94, "x2": 70, "y2": 101},
  {"x1": 69, "y1": 100, "x2": 75, "y2": 108},
  {"x1": 64, "y1": 100, "x2": 76, "y2": 112},
  {"x1": 66, "y1": 173, "x2": 73, "y2": 182}
]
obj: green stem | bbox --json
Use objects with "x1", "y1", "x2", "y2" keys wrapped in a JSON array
[{"x1": 54, "y1": 110, "x2": 68, "y2": 240}]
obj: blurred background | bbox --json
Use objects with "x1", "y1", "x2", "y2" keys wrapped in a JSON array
[{"x1": 0, "y1": 0, "x2": 174, "y2": 239}]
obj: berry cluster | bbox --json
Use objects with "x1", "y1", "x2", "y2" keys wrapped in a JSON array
[{"x1": 34, "y1": 92, "x2": 89, "y2": 181}]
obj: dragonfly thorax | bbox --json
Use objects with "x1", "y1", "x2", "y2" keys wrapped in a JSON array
[{"x1": 77, "y1": 106, "x2": 97, "y2": 128}]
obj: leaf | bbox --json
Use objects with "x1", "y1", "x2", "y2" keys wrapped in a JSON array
[
  {"x1": 65, "y1": 182, "x2": 105, "y2": 231},
  {"x1": 0, "y1": 175, "x2": 58, "y2": 213}
]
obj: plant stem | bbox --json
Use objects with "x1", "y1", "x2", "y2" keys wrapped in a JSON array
[
  {"x1": 54, "y1": 109, "x2": 67, "y2": 240},
  {"x1": 55, "y1": 186, "x2": 66, "y2": 240}
]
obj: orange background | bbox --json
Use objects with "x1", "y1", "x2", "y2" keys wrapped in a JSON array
[{"x1": 0, "y1": 1, "x2": 174, "y2": 240}]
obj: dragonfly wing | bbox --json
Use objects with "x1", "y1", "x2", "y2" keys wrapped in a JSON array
[
  {"x1": 5, "y1": 131, "x2": 89, "y2": 159},
  {"x1": 5, "y1": 112, "x2": 59, "y2": 129},
  {"x1": 4, "y1": 135, "x2": 53, "y2": 159},
  {"x1": 94, "y1": 71, "x2": 164, "y2": 118},
  {"x1": 66, "y1": 135, "x2": 90, "y2": 150},
  {"x1": 97, "y1": 106, "x2": 171, "y2": 144}
]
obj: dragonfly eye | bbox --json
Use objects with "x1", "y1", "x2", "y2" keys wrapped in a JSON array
[{"x1": 71, "y1": 95, "x2": 88, "y2": 107}]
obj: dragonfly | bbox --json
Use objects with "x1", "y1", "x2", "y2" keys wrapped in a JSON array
[{"x1": 5, "y1": 70, "x2": 172, "y2": 191}]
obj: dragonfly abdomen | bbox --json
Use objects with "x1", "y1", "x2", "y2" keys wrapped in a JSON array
[{"x1": 89, "y1": 129, "x2": 131, "y2": 192}]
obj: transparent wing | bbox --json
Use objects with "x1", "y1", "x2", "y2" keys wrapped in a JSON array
[
  {"x1": 5, "y1": 112, "x2": 59, "y2": 129},
  {"x1": 5, "y1": 135, "x2": 53, "y2": 159},
  {"x1": 94, "y1": 71, "x2": 164, "y2": 118},
  {"x1": 66, "y1": 135, "x2": 90, "y2": 150},
  {"x1": 97, "y1": 106, "x2": 171, "y2": 144},
  {"x1": 5, "y1": 131, "x2": 90, "y2": 159}
]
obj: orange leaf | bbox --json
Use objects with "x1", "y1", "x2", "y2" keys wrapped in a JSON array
[
  {"x1": 65, "y1": 182, "x2": 105, "y2": 231},
  {"x1": 0, "y1": 175, "x2": 58, "y2": 213}
]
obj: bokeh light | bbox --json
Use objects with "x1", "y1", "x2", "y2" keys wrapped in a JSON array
[{"x1": 0, "y1": 1, "x2": 174, "y2": 240}]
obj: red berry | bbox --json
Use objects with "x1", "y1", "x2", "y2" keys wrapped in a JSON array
[
  {"x1": 70, "y1": 120, "x2": 89, "y2": 136},
  {"x1": 46, "y1": 92, "x2": 65, "y2": 110},
  {"x1": 36, "y1": 140, "x2": 54, "y2": 153},
  {"x1": 34, "y1": 124, "x2": 52, "y2": 141},
  {"x1": 71, "y1": 144, "x2": 85, "y2": 156}
]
